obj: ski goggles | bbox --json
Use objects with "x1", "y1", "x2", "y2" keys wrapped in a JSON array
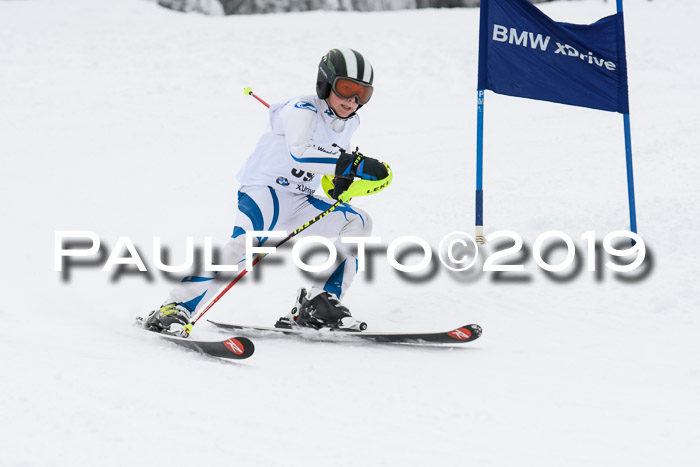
[{"x1": 332, "y1": 76, "x2": 374, "y2": 105}]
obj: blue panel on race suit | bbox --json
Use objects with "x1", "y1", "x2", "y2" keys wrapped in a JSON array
[
  {"x1": 237, "y1": 191, "x2": 265, "y2": 231},
  {"x1": 267, "y1": 186, "x2": 280, "y2": 232},
  {"x1": 323, "y1": 258, "x2": 348, "y2": 298},
  {"x1": 178, "y1": 290, "x2": 208, "y2": 314},
  {"x1": 289, "y1": 151, "x2": 337, "y2": 166},
  {"x1": 181, "y1": 275, "x2": 214, "y2": 283},
  {"x1": 304, "y1": 195, "x2": 365, "y2": 228}
]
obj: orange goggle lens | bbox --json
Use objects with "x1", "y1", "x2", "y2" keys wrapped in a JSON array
[{"x1": 332, "y1": 77, "x2": 374, "y2": 105}]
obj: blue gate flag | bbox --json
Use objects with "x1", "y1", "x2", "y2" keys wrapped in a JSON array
[{"x1": 477, "y1": 0, "x2": 629, "y2": 113}]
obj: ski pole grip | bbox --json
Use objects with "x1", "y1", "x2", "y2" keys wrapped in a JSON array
[{"x1": 244, "y1": 86, "x2": 270, "y2": 108}]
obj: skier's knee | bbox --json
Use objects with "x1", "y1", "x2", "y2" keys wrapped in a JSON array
[
  {"x1": 346, "y1": 208, "x2": 372, "y2": 236},
  {"x1": 363, "y1": 212, "x2": 373, "y2": 236},
  {"x1": 223, "y1": 235, "x2": 248, "y2": 262}
]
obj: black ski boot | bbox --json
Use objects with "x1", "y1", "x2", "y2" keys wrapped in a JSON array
[
  {"x1": 274, "y1": 288, "x2": 307, "y2": 329},
  {"x1": 296, "y1": 290, "x2": 353, "y2": 330},
  {"x1": 143, "y1": 303, "x2": 191, "y2": 337}
]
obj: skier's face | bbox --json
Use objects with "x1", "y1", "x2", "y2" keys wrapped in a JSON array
[{"x1": 327, "y1": 90, "x2": 359, "y2": 118}]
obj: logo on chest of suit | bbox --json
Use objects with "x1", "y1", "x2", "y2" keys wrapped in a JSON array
[
  {"x1": 276, "y1": 177, "x2": 290, "y2": 187},
  {"x1": 294, "y1": 101, "x2": 317, "y2": 113}
]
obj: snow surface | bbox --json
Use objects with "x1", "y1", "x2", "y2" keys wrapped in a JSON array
[{"x1": 1, "y1": 0, "x2": 698, "y2": 465}]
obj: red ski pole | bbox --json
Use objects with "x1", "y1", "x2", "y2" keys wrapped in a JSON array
[
  {"x1": 186, "y1": 198, "x2": 343, "y2": 333},
  {"x1": 244, "y1": 86, "x2": 270, "y2": 108}
]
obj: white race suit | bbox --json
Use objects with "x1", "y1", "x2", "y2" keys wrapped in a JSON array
[{"x1": 163, "y1": 95, "x2": 373, "y2": 314}]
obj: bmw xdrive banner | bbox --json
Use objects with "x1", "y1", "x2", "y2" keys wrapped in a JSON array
[{"x1": 478, "y1": 0, "x2": 630, "y2": 113}]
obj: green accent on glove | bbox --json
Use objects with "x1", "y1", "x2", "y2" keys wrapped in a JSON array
[{"x1": 322, "y1": 163, "x2": 393, "y2": 202}]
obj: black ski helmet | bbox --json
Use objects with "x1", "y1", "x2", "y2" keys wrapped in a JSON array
[{"x1": 316, "y1": 48, "x2": 374, "y2": 108}]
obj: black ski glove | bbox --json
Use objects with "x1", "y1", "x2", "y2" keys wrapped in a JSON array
[
  {"x1": 328, "y1": 175, "x2": 354, "y2": 200},
  {"x1": 335, "y1": 148, "x2": 388, "y2": 181}
]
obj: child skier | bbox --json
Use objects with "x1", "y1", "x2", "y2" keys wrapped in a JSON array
[{"x1": 143, "y1": 48, "x2": 389, "y2": 336}]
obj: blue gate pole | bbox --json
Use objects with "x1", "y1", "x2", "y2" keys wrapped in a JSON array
[
  {"x1": 617, "y1": 0, "x2": 638, "y2": 235},
  {"x1": 623, "y1": 113, "x2": 637, "y2": 234},
  {"x1": 475, "y1": 89, "x2": 485, "y2": 244}
]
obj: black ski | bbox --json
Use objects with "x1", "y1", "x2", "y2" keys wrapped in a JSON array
[
  {"x1": 207, "y1": 320, "x2": 482, "y2": 345},
  {"x1": 136, "y1": 317, "x2": 255, "y2": 360},
  {"x1": 153, "y1": 333, "x2": 255, "y2": 360}
]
